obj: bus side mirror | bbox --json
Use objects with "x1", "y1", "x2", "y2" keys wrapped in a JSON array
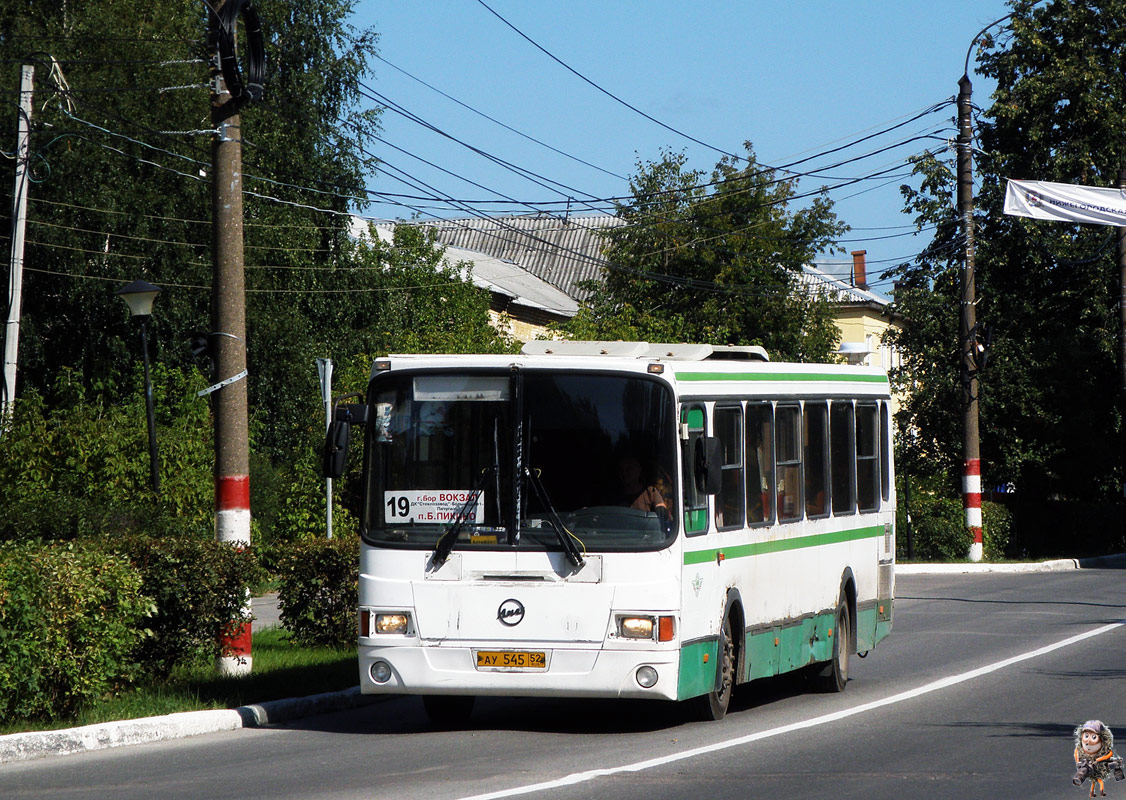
[
  {"x1": 323, "y1": 402, "x2": 368, "y2": 479},
  {"x1": 694, "y1": 436, "x2": 723, "y2": 495}
]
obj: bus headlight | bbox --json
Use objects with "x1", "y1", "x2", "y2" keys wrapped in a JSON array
[
  {"x1": 619, "y1": 616, "x2": 655, "y2": 639},
  {"x1": 360, "y1": 610, "x2": 411, "y2": 637},
  {"x1": 375, "y1": 613, "x2": 410, "y2": 634},
  {"x1": 617, "y1": 615, "x2": 676, "y2": 641}
]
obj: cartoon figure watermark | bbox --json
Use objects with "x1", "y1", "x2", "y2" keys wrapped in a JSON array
[{"x1": 1073, "y1": 720, "x2": 1125, "y2": 797}]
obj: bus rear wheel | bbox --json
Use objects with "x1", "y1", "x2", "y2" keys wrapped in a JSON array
[
  {"x1": 812, "y1": 601, "x2": 850, "y2": 693},
  {"x1": 693, "y1": 615, "x2": 735, "y2": 721},
  {"x1": 422, "y1": 695, "x2": 475, "y2": 727}
]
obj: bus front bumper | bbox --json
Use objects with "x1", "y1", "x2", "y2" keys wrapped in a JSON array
[{"x1": 359, "y1": 643, "x2": 681, "y2": 701}]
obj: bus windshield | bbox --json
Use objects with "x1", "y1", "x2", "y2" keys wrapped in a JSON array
[{"x1": 362, "y1": 370, "x2": 678, "y2": 552}]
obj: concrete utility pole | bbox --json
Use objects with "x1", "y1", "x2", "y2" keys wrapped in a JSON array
[
  {"x1": 210, "y1": 3, "x2": 252, "y2": 676},
  {"x1": 957, "y1": 73, "x2": 983, "y2": 562},
  {"x1": 316, "y1": 357, "x2": 334, "y2": 539},
  {"x1": 1118, "y1": 169, "x2": 1126, "y2": 498},
  {"x1": 2, "y1": 65, "x2": 33, "y2": 428}
]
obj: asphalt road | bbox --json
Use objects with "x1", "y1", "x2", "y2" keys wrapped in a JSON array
[{"x1": 2, "y1": 570, "x2": 1124, "y2": 800}]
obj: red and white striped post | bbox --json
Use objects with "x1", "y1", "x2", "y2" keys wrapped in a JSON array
[
  {"x1": 216, "y1": 475, "x2": 252, "y2": 674},
  {"x1": 963, "y1": 458, "x2": 983, "y2": 562}
]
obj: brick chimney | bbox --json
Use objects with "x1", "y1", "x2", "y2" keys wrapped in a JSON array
[{"x1": 850, "y1": 250, "x2": 868, "y2": 291}]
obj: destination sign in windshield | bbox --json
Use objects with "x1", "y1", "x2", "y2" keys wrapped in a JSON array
[{"x1": 384, "y1": 490, "x2": 485, "y2": 524}]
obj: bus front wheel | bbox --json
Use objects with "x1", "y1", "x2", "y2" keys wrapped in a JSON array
[
  {"x1": 812, "y1": 600, "x2": 850, "y2": 693},
  {"x1": 693, "y1": 615, "x2": 735, "y2": 721}
]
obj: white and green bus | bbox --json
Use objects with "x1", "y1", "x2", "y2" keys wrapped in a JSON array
[{"x1": 325, "y1": 341, "x2": 895, "y2": 723}]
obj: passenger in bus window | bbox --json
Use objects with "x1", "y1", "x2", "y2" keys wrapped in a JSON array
[{"x1": 614, "y1": 454, "x2": 669, "y2": 514}]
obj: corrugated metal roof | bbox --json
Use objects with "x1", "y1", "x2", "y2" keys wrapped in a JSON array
[
  {"x1": 413, "y1": 214, "x2": 623, "y2": 301},
  {"x1": 443, "y1": 245, "x2": 578, "y2": 317},
  {"x1": 799, "y1": 263, "x2": 890, "y2": 308},
  {"x1": 364, "y1": 220, "x2": 577, "y2": 317}
]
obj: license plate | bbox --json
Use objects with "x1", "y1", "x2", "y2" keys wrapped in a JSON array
[{"x1": 475, "y1": 650, "x2": 547, "y2": 670}]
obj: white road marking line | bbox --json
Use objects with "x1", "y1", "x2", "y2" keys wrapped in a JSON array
[{"x1": 455, "y1": 621, "x2": 1123, "y2": 800}]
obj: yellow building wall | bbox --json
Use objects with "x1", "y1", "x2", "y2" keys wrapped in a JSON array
[
  {"x1": 488, "y1": 310, "x2": 558, "y2": 343},
  {"x1": 834, "y1": 307, "x2": 904, "y2": 415}
]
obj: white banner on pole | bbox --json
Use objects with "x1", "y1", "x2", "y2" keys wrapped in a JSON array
[{"x1": 1004, "y1": 179, "x2": 1126, "y2": 227}]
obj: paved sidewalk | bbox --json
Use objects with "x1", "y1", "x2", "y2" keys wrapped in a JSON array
[{"x1": 3, "y1": 553, "x2": 1123, "y2": 766}]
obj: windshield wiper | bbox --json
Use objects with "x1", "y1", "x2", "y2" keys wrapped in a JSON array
[
  {"x1": 525, "y1": 466, "x2": 585, "y2": 569},
  {"x1": 430, "y1": 466, "x2": 495, "y2": 568}
]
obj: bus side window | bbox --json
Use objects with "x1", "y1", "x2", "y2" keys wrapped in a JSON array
[
  {"x1": 715, "y1": 406, "x2": 744, "y2": 530},
  {"x1": 880, "y1": 401, "x2": 892, "y2": 502},
  {"x1": 682, "y1": 405, "x2": 708, "y2": 535},
  {"x1": 746, "y1": 403, "x2": 775, "y2": 525},
  {"x1": 856, "y1": 403, "x2": 880, "y2": 512},
  {"x1": 776, "y1": 405, "x2": 802, "y2": 522},
  {"x1": 804, "y1": 402, "x2": 829, "y2": 518},
  {"x1": 830, "y1": 401, "x2": 856, "y2": 515}
]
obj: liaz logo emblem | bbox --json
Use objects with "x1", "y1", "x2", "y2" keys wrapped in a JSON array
[{"x1": 497, "y1": 599, "x2": 525, "y2": 627}]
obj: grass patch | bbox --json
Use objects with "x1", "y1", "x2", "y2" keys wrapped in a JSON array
[{"x1": 0, "y1": 628, "x2": 358, "y2": 736}]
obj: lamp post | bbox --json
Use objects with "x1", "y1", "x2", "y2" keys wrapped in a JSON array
[{"x1": 117, "y1": 279, "x2": 162, "y2": 494}]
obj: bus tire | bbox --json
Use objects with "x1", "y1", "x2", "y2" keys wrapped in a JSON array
[
  {"x1": 422, "y1": 695, "x2": 475, "y2": 727},
  {"x1": 812, "y1": 600, "x2": 850, "y2": 693},
  {"x1": 693, "y1": 614, "x2": 735, "y2": 721}
]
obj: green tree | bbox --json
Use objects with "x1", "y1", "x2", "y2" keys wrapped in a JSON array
[
  {"x1": 1, "y1": 1, "x2": 510, "y2": 459},
  {"x1": 889, "y1": 0, "x2": 1126, "y2": 499},
  {"x1": 565, "y1": 146, "x2": 846, "y2": 361}
]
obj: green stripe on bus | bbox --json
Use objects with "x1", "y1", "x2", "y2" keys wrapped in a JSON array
[
  {"x1": 675, "y1": 371, "x2": 889, "y2": 384},
  {"x1": 683, "y1": 525, "x2": 884, "y2": 565}
]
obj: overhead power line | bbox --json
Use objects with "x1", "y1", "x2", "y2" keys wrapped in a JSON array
[
  {"x1": 474, "y1": 0, "x2": 744, "y2": 163},
  {"x1": 372, "y1": 53, "x2": 627, "y2": 181}
]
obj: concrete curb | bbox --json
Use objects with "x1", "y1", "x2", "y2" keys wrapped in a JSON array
[
  {"x1": 0, "y1": 686, "x2": 379, "y2": 766},
  {"x1": 897, "y1": 552, "x2": 1126, "y2": 575},
  {"x1": 896, "y1": 558, "x2": 1079, "y2": 574}
]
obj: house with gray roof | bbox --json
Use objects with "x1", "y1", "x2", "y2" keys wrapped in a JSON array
[
  {"x1": 370, "y1": 216, "x2": 901, "y2": 363},
  {"x1": 362, "y1": 219, "x2": 578, "y2": 342}
]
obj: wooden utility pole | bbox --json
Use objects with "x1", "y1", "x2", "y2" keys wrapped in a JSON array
[
  {"x1": 209, "y1": 3, "x2": 252, "y2": 676},
  {"x1": 957, "y1": 73, "x2": 983, "y2": 562}
]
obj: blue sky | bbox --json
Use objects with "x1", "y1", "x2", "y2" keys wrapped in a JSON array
[{"x1": 349, "y1": 1, "x2": 1016, "y2": 295}]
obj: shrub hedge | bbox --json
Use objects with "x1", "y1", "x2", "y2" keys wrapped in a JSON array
[
  {"x1": 276, "y1": 536, "x2": 359, "y2": 648},
  {"x1": 896, "y1": 490, "x2": 1011, "y2": 561},
  {"x1": 0, "y1": 542, "x2": 151, "y2": 720},
  {"x1": 108, "y1": 535, "x2": 264, "y2": 677}
]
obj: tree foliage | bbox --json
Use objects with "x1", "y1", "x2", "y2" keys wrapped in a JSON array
[
  {"x1": 888, "y1": 0, "x2": 1126, "y2": 499},
  {"x1": 0, "y1": 0, "x2": 510, "y2": 469},
  {"x1": 564, "y1": 146, "x2": 845, "y2": 361}
]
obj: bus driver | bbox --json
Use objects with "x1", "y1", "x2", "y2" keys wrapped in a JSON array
[{"x1": 614, "y1": 454, "x2": 669, "y2": 514}]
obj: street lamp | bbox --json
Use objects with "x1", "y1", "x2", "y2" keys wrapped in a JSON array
[{"x1": 117, "y1": 279, "x2": 162, "y2": 493}]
